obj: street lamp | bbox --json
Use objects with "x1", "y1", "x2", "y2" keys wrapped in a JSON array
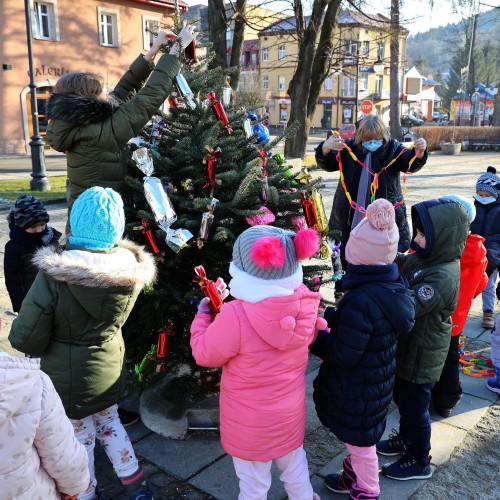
[
  {"x1": 373, "y1": 59, "x2": 384, "y2": 73},
  {"x1": 24, "y1": 0, "x2": 50, "y2": 191}
]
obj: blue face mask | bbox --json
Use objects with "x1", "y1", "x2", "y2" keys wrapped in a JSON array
[
  {"x1": 474, "y1": 194, "x2": 497, "y2": 205},
  {"x1": 362, "y1": 140, "x2": 383, "y2": 152}
]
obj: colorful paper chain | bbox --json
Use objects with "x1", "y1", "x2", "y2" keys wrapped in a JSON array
[
  {"x1": 334, "y1": 133, "x2": 418, "y2": 214},
  {"x1": 459, "y1": 350, "x2": 495, "y2": 378}
]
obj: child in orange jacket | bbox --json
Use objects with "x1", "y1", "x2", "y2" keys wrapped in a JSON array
[{"x1": 432, "y1": 194, "x2": 488, "y2": 417}]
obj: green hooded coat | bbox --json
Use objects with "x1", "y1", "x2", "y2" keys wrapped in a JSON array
[
  {"x1": 395, "y1": 199, "x2": 469, "y2": 384},
  {"x1": 46, "y1": 53, "x2": 181, "y2": 212}
]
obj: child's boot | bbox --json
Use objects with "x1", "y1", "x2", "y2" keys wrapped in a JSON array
[
  {"x1": 482, "y1": 310, "x2": 495, "y2": 330},
  {"x1": 486, "y1": 365, "x2": 500, "y2": 395},
  {"x1": 324, "y1": 454, "x2": 356, "y2": 493},
  {"x1": 121, "y1": 467, "x2": 153, "y2": 500}
]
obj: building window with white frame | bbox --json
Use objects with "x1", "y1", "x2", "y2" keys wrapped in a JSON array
[
  {"x1": 278, "y1": 45, "x2": 285, "y2": 60},
  {"x1": 226, "y1": 28, "x2": 232, "y2": 41},
  {"x1": 341, "y1": 76, "x2": 356, "y2": 97},
  {"x1": 262, "y1": 47, "x2": 269, "y2": 62},
  {"x1": 375, "y1": 75, "x2": 383, "y2": 94},
  {"x1": 324, "y1": 77, "x2": 333, "y2": 90},
  {"x1": 98, "y1": 7, "x2": 120, "y2": 47},
  {"x1": 278, "y1": 75, "x2": 286, "y2": 91},
  {"x1": 345, "y1": 39, "x2": 358, "y2": 55},
  {"x1": 263, "y1": 75, "x2": 269, "y2": 89},
  {"x1": 377, "y1": 43, "x2": 385, "y2": 61},
  {"x1": 360, "y1": 73, "x2": 368, "y2": 91},
  {"x1": 362, "y1": 41, "x2": 369, "y2": 57},
  {"x1": 143, "y1": 16, "x2": 160, "y2": 51},
  {"x1": 33, "y1": 1, "x2": 59, "y2": 41}
]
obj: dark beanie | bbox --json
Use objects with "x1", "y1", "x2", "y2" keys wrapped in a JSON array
[
  {"x1": 476, "y1": 166, "x2": 500, "y2": 198},
  {"x1": 8, "y1": 194, "x2": 49, "y2": 229}
]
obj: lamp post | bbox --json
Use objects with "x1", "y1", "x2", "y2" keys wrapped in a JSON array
[{"x1": 24, "y1": 0, "x2": 50, "y2": 191}]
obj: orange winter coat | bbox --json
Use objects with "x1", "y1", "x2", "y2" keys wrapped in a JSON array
[{"x1": 451, "y1": 234, "x2": 488, "y2": 336}]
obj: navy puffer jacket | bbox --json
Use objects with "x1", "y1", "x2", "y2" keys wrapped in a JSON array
[{"x1": 311, "y1": 264, "x2": 415, "y2": 447}]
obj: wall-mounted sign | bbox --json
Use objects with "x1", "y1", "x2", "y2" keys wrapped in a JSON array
[
  {"x1": 28, "y1": 66, "x2": 70, "y2": 78},
  {"x1": 318, "y1": 97, "x2": 337, "y2": 104}
]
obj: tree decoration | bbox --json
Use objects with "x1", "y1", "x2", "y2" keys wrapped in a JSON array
[
  {"x1": 329, "y1": 239, "x2": 345, "y2": 281},
  {"x1": 295, "y1": 167, "x2": 312, "y2": 185},
  {"x1": 246, "y1": 206, "x2": 276, "y2": 226},
  {"x1": 184, "y1": 39, "x2": 197, "y2": 63},
  {"x1": 206, "y1": 91, "x2": 233, "y2": 134},
  {"x1": 194, "y1": 265, "x2": 225, "y2": 314},
  {"x1": 168, "y1": 96, "x2": 180, "y2": 108},
  {"x1": 310, "y1": 188, "x2": 330, "y2": 259},
  {"x1": 141, "y1": 220, "x2": 160, "y2": 254},
  {"x1": 135, "y1": 345, "x2": 156, "y2": 383},
  {"x1": 203, "y1": 146, "x2": 222, "y2": 197},
  {"x1": 156, "y1": 320, "x2": 175, "y2": 373},
  {"x1": 197, "y1": 198, "x2": 218, "y2": 248},
  {"x1": 175, "y1": 74, "x2": 197, "y2": 109}
]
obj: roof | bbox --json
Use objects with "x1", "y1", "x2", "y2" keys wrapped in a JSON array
[
  {"x1": 259, "y1": 9, "x2": 396, "y2": 35},
  {"x1": 422, "y1": 78, "x2": 440, "y2": 85},
  {"x1": 129, "y1": 0, "x2": 188, "y2": 11}
]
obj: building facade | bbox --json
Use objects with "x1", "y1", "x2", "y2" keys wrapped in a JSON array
[
  {"x1": 0, "y1": 0, "x2": 185, "y2": 155},
  {"x1": 258, "y1": 10, "x2": 408, "y2": 129}
]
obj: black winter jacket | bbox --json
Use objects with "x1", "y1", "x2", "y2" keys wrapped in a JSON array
[
  {"x1": 470, "y1": 198, "x2": 500, "y2": 276},
  {"x1": 310, "y1": 263, "x2": 415, "y2": 447},
  {"x1": 315, "y1": 139, "x2": 427, "y2": 254}
]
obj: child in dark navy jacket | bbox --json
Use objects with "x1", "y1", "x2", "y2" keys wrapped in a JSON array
[{"x1": 310, "y1": 199, "x2": 415, "y2": 500}]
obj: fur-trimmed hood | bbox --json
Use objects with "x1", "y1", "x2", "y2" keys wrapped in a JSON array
[
  {"x1": 33, "y1": 238, "x2": 156, "y2": 289},
  {"x1": 47, "y1": 93, "x2": 114, "y2": 125}
]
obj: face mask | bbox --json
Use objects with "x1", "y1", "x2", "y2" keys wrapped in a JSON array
[
  {"x1": 474, "y1": 194, "x2": 497, "y2": 205},
  {"x1": 362, "y1": 140, "x2": 383, "y2": 152}
]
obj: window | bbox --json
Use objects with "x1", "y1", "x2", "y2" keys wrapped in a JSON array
[
  {"x1": 250, "y1": 51, "x2": 257, "y2": 65},
  {"x1": 375, "y1": 75, "x2": 383, "y2": 94},
  {"x1": 377, "y1": 43, "x2": 385, "y2": 61},
  {"x1": 362, "y1": 41, "x2": 369, "y2": 57},
  {"x1": 263, "y1": 75, "x2": 269, "y2": 89},
  {"x1": 280, "y1": 108, "x2": 287, "y2": 123},
  {"x1": 143, "y1": 17, "x2": 160, "y2": 51},
  {"x1": 324, "y1": 77, "x2": 333, "y2": 90},
  {"x1": 33, "y1": 1, "x2": 59, "y2": 40},
  {"x1": 98, "y1": 7, "x2": 120, "y2": 47},
  {"x1": 278, "y1": 45, "x2": 285, "y2": 60},
  {"x1": 226, "y1": 28, "x2": 232, "y2": 41},
  {"x1": 345, "y1": 40, "x2": 358, "y2": 55},
  {"x1": 262, "y1": 47, "x2": 269, "y2": 62},
  {"x1": 278, "y1": 75, "x2": 286, "y2": 91},
  {"x1": 341, "y1": 76, "x2": 356, "y2": 97},
  {"x1": 360, "y1": 73, "x2": 368, "y2": 91}
]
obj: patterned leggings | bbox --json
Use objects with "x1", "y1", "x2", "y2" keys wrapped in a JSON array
[{"x1": 71, "y1": 404, "x2": 139, "y2": 500}]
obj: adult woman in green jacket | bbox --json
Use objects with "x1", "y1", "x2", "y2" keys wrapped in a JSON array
[{"x1": 46, "y1": 26, "x2": 196, "y2": 223}]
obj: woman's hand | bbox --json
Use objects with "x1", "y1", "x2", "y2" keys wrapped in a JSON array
[
  {"x1": 144, "y1": 30, "x2": 174, "y2": 62},
  {"x1": 415, "y1": 138, "x2": 427, "y2": 158},
  {"x1": 169, "y1": 25, "x2": 197, "y2": 57},
  {"x1": 322, "y1": 135, "x2": 345, "y2": 156}
]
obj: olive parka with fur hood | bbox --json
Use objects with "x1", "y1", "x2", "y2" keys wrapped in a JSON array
[
  {"x1": 395, "y1": 199, "x2": 469, "y2": 384},
  {"x1": 46, "y1": 53, "x2": 181, "y2": 213},
  {"x1": 9, "y1": 240, "x2": 156, "y2": 420}
]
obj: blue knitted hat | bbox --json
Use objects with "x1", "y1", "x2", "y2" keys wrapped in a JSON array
[
  {"x1": 441, "y1": 194, "x2": 476, "y2": 224},
  {"x1": 69, "y1": 186, "x2": 124, "y2": 250}
]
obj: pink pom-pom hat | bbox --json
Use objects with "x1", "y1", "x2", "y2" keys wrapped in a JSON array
[
  {"x1": 345, "y1": 198, "x2": 398, "y2": 266},
  {"x1": 232, "y1": 225, "x2": 320, "y2": 280}
]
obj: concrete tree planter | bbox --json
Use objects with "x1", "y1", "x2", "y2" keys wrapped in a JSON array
[
  {"x1": 441, "y1": 142, "x2": 461, "y2": 155},
  {"x1": 140, "y1": 374, "x2": 219, "y2": 440}
]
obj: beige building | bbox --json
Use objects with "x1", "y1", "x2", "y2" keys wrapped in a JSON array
[
  {"x1": 0, "y1": 0, "x2": 186, "y2": 155},
  {"x1": 259, "y1": 10, "x2": 408, "y2": 129}
]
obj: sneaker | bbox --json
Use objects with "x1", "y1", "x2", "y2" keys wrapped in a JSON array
[
  {"x1": 118, "y1": 407, "x2": 140, "y2": 427},
  {"x1": 482, "y1": 310, "x2": 495, "y2": 330},
  {"x1": 376, "y1": 429, "x2": 406, "y2": 456},
  {"x1": 324, "y1": 455, "x2": 356, "y2": 494},
  {"x1": 435, "y1": 406, "x2": 453, "y2": 418},
  {"x1": 382, "y1": 454, "x2": 433, "y2": 481},
  {"x1": 350, "y1": 482, "x2": 379, "y2": 499},
  {"x1": 129, "y1": 484, "x2": 154, "y2": 500},
  {"x1": 486, "y1": 377, "x2": 500, "y2": 395}
]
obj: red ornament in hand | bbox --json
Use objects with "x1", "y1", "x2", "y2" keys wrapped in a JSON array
[
  {"x1": 194, "y1": 265, "x2": 224, "y2": 313},
  {"x1": 141, "y1": 220, "x2": 160, "y2": 254},
  {"x1": 300, "y1": 191, "x2": 318, "y2": 228}
]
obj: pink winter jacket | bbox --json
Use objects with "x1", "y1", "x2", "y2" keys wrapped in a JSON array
[
  {"x1": 190, "y1": 284, "x2": 321, "y2": 462},
  {"x1": 0, "y1": 355, "x2": 90, "y2": 499}
]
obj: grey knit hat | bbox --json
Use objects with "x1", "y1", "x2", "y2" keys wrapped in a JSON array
[
  {"x1": 232, "y1": 225, "x2": 320, "y2": 280},
  {"x1": 476, "y1": 166, "x2": 500, "y2": 198},
  {"x1": 8, "y1": 194, "x2": 49, "y2": 229}
]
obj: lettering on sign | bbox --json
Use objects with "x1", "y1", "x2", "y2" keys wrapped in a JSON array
[{"x1": 28, "y1": 66, "x2": 70, "y2": 78}]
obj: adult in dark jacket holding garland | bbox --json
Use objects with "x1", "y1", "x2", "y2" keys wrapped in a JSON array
[
  {"x1": 315, "y1": 115, "x2": 428, "y2": 293},
  {"x1": 9, "y1": 187, "x2": 157, "y2": 500},
  {"x1": 311, "y1": 199, "x2": 415, "y2": 499},
  {"x1": 46, "y1": 26, "x2": 196, "y2": 226}
]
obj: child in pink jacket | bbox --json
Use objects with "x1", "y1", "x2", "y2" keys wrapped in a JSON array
[{"x1": 191, "y1": 225, "x2": 325, "y2": 500}]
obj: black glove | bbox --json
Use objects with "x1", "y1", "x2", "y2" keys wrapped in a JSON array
[{"x1": 496, "y1": 280, "x2": 500, "y2": 302}]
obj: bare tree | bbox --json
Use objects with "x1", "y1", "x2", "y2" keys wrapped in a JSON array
[
  {"x1": 208, "y1": 0, "x2": 229, "y2": 70},
  {"x1": 389, "y1": 0, "x2": 403, "y2": 140}
]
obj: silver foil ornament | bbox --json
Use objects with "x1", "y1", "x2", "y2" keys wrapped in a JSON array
[
  {"x1": 175, "y1": 73, "x2": 197, "y2": 110},
  {"x1": 132, "y1": 147, "x2": 154, "y2": 177}
]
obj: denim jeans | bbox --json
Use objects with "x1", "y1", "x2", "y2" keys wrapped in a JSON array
[
  {"x1": 482, "y1": 269, "x2": 498, "y2": 312},
  {"x1": 393, "y1": 377, "x2": 434, "y2": 465}
]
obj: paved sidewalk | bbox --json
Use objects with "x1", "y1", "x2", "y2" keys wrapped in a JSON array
[{"x1": 0, "y1": 150, "x2": 499, "y2": 499}]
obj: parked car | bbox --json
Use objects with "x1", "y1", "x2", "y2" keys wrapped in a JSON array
[
  {"x1": 432, "y1": 111, "x2": 442, "y2": 122},
  {"x1": 401, "y1": 114, "x2": 424, "y2": 127},
  {"x1": 338, "y1": 123, "x2": 356, "y2": 139}
]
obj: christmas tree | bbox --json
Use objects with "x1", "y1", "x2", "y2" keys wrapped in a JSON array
[{"x1": 122, "y1": 60, "x2": 332, "y2": 405}]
